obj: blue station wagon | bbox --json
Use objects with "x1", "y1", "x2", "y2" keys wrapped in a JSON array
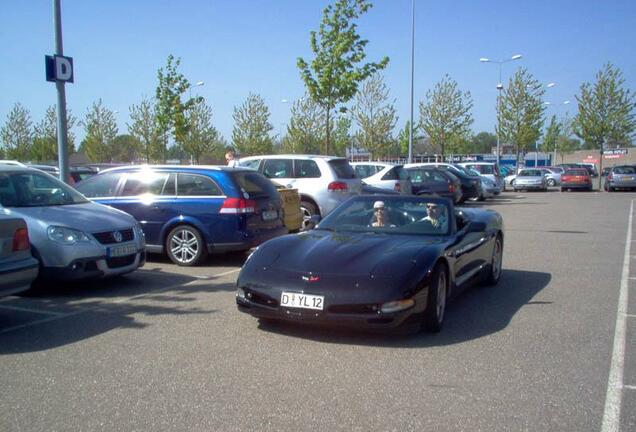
[{"x1": 76, "y1": 166, "x2": 288, "y2": 266}]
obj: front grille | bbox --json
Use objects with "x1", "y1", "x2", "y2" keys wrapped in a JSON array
[
  {"x1": 93, "y1": 228, "x2": 134, "y2": 245},
  {"x1": 106, "y1": 254, "x2": 136, "y2": 269}
]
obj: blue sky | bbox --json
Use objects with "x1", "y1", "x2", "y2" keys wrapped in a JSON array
[{"x1": 1, "y1": 0, "x2": 634, "y2": 144}]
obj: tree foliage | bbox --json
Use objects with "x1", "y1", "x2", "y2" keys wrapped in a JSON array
[
  {"x1": 80, "y1": 99, "x2": 118, "y2": 162},
  {"x1": 397, "y1": 121, "x2": 420, "y2": 157},
  {"x1": 470, "y1": 131, "x2": 497, "y2": 154},
  {"x1": 498, "y1": 68, "x2": 546, "y2": 158},
  {"x1": 352, "y1": 74, "x2": 398, "y2": 159},
  {"x1": 31, "y1": 105, "x2": 77, "y2": 162},
  {"x1": 573, "y1": 63, "x2": 636, "y2": 150},
  {"x1": 155, "y1": 55, "x2": 195, "y2": 162},
  {"x1": 111, "y1": 134, "x2": 141, "y2": 163},
  {"x1": 1, "y1": 103, "x2": 33, "y2": 161},
  {"x1": 232, "y1": 93, "x2": 274, "y2": 155},
  {"x1": 128, "y1": 97, "x2": 160, "y2": 163},
  {"x1": 183, "y1": 99, "x2": 220, "y2": 164},
  {"x1": 284, "y1": 96, "x2": 326, "y2": 154},
  {"x1": 541, "y1": 115, "x2": 561, "y2": 153},
  {"x1": 297, "y1": 0, "x2": 388, "y2": 154},
  {"x1": 419, "y1": 75, "x2": 474, "y2": 157}
]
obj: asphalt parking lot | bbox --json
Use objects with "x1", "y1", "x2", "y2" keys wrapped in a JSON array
[{"x1": 1, "y1": 188, "x2": 636, "y2": 431}]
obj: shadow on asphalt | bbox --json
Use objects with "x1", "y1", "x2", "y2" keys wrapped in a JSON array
[
  {"x1": 0, "y1": 264, "x2": 240, "y2": 354},
  {"x1": 253, "y1": 269, "x2": 551, "y2": 347}
]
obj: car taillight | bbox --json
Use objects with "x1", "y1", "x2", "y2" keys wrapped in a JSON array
[
  {"x1": 219, "y1": 198, "x2": 256, "y2": 214},
  {"x1": 394, "y1": 182, "x2": 401, "y2": 192},
  {"x1": 448, "y1": 183, "x2": 456, "y2": 193},
  {"x1": 328, "y1": 181, "x2": 348, "y2": 192},
  {"x1": 12, "y1": 227, "x2": 30, "y2": 252}
]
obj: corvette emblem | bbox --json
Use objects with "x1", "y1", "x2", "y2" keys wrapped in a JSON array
[
  {"x1": 113, "y1": 231, "x2": 123, "y2": 243},
  {"x1": 301, "y1": 275, "x2": 320, "y2": 282}
]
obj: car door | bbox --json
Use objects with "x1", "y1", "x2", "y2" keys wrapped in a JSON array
[
  {"x1": 114, "y1": 171, "x2": 175, "y2": 246},
  {"x1": 449, "y1": 211, "x2": 490, "y2": 288}
]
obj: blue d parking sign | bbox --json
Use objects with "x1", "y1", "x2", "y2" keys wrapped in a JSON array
[{"x1": 45, "y1": 55, "x2": 74, "y2": 83}]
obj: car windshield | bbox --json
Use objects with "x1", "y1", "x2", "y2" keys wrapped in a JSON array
[
  {"x1": 0, "y1": 171, "x2": 89, "y2": 207},
  {"x1": 317, "y1": 196, "x2": 451, "y2": 236}
]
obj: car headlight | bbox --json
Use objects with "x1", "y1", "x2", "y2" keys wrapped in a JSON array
[
  {"x1": 47, "y1": 226, "x2": 91, "y2": 245},
  {"x1": 134, "y1": 224, "x2": 145, "y2": 239},
  {"x1": 380, "y1": 299, "x2": 415, "y2": 313}
]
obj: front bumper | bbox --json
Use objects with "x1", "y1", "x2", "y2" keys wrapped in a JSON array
[
  {"x1": 236, "y1": 288, "x2": 427, "y2": 331},
  {"x1": 40, "y1": 250, "x2": 146, "y2": 281}
]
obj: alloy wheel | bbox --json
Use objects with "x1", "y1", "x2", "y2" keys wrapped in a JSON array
[{"x1": 169, "y1": 228, "x2": 200, "y2": 264}]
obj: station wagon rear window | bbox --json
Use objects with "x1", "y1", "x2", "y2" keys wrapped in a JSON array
[{"x1": 177, "y1": 173, "x2": 222, "y2": 196}]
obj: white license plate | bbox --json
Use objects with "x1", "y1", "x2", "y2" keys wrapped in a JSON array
[
  {"x1": 280, "y1": 292, "x2": 324, "y2": 310},
  {"x1": 262, "y1": 210, "x2": 278, "y2": 221},
  {"x1": 108, "y1": 243, "x2": 137, "y2": 258}
]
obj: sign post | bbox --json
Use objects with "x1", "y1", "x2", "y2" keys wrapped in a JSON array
[{"x1": 45, "y1": 0, "x2": 73, "y2": 184}]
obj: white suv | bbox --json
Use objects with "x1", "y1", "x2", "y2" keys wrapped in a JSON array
[{"x1": 238, "y1": 155, "x2": 362, "y2": 226}]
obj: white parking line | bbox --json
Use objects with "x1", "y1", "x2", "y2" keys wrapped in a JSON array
[
  {"x1": 0, "y1": 304, "x2": 64, "y2": 316},
  {"x1": 601, "y1": 199, "x2": 633, "y2": 432},
  {"x1": 625, "y1": 385, "x2": 636, "y2": 390}
]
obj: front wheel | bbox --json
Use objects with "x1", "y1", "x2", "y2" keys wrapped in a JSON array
[
  {"x1": 483, "y1": 235, "x2": 503, "y2": 286},
  {"x1": 422, "y1": 264, "x2": 448, "y2": 333},
  {"x1": 547, "y1": 178, "x2": 556, "y2": 187},
  {"x1": 300, "y1": 201, "x2": 318, "y2": 230},
  {"x1": 166, "y1": 225, "x2": 207, "y2": 266}
]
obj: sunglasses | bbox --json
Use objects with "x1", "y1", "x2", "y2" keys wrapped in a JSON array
[{"x1": 427, "y1": 205, "x2": 440, "y2": 210}]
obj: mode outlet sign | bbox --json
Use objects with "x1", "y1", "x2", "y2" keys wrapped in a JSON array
[{"x1": 45, "y1": 55, "x2": 74, "y2": 83}]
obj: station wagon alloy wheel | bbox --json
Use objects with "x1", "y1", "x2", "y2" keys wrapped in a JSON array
[{"x1": 166, "y1": 226, "x2": 206, "y2": 266}]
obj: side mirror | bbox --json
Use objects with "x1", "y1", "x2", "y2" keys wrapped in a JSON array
[
  {"x1": 467, "y1": 221, "x2": 487, "y2": 233},
  {"x1": 304, "y1": 215, "x2": 322, "y2": 230}
]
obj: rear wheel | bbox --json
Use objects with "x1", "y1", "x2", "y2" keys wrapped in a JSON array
[
  {"x1": 422, "y1": 264, "x2": 448, "y2": 333},
  {"x1": 547, "y1": 178, "x2": 556, "y2": 187},
  {"x1": 483, "y1": 235, "x2": 503, "y2": 286},
  {"x1": 300, "y1": 201, "x2": 318, "y2": 230},
  {"x1": 166, "y1": 225, "x2": 206, "y2": 266}
]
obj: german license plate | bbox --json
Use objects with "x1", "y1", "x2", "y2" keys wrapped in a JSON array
[
  {"x1": 262, "y1": 210, "x2": 278, "y2": 221},
  {"x1": 108, "y1": 243, "x2": 137, "y2": 257},
  {"x1": 280, "y1": 292, "x2": 324, "y2": 310}
]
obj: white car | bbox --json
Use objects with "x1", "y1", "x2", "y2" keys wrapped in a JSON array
[{"x1": 351, "y1": 162, "x2": 413, "y2": 195}]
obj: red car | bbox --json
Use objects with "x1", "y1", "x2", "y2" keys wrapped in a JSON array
[{"x1": 561, "y1": 168, "x2": 592, "y2": 191}]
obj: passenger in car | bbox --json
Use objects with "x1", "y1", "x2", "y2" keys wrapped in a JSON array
[
  {"x1": 422, "y1": 202, "x2": 448, "y2": 232},
  {"x1": 370, "y1": 201, "x2": 395, "y2": 227}
]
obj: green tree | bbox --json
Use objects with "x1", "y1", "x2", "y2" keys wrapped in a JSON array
[
  {"x1": 397, "y1": 121, "x2": 420, "y2": 157},
  {"x1": 332, "y1": 115, "x2": 352, "y2": 157},
  {"x1": 541, "y1": 115, "x2": 561, "y2": 153},
  {"x1": 155, "y1": 55, "x2": 196, "y2": 162},
  {"x1": 470, "y1": 131, "x2": 497, "y2": 154},
  {"x1": 183, "y1": 99, "x2": 220, "y2": 164},
  {"x1": 498, "y1": 68, "x2": 546, "y2": 160},
  {"x1": 573, "y1": 63, "x2": 636, "y2": 151},
  {"x1": 31, "y1": 105, "x2": 77, "y2": 162},
  {"x1": 352, "y1": 74, "x2": 398, "y2": 159},
  {"x1": 297, "y1": 0, "x2": 389, "y2": 154},
  {"x1": 128, "y1": 97, "x2": 160, "y2": 162},
  {"x1": 284, "y1": 96, "x2": 325, "y2": 154},
  {"x1": 232, "y1": 93, "x2": 274, "y2": 155},
  {"x1": 111, "y1": 134, "x2": 141, "y2": 163},
  {"x1": 1, "y1": 103, "x2": 33, "y2": 161},
  {"x1": 80, "y1": 99, "x2": 118, "y2": 162},
  {"x1": 419, "y1": 75, "x2": 474, "y2": 157}
]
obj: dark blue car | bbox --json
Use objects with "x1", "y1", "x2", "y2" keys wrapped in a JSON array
[{"x1": 76, "y1": 165, "x2": 287, "y2": 266}]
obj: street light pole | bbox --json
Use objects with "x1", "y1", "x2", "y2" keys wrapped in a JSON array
[
  {"x1": 53, "y1": 0, "x2": 70, "y2": 183},
  {"x1": 544, "y1": 100, "x2": 570, "y2": 165},
  {"x1": 188, "y1": 81, "x2": 205, "y2": 100},
  {"x1": 480, "y1": 54, "x2": 522, "y2": 169},
  {"x1": 408, "y1": 0, "x2": 415, "y2": 164}
]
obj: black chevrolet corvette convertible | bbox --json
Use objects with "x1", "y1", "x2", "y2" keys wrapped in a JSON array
[{"x1": 236, "y1": 195, "x2": 504, "y2": 333}]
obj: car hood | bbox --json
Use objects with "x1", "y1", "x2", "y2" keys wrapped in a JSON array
[
  {"x1": 260, "y1": 229, "x2": 446, "y2": 278},
  {"x1": 8, "y1": 202, "x2": 136, "y2": 232}
]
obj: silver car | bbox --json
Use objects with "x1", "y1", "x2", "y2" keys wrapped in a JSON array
[
  {"x1": 0, "y1": 211, "x2": 39, "y2": 296},
  {"x1": 351, "y1": 162, "x2": 413, "y2": 195},
  {"x1": 0, "y1": 166, "x2": 145, "y2": 281},
  {"x1": 238, "y1": 155, "x2": 362, "y2": 225},
  {"x1": 512, "y1": 169, "x2": 548, "y2": 191}
]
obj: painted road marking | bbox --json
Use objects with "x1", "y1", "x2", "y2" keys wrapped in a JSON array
[
  {"x1": 624, "y1": 385, "x2": 636, "y2": 390},
  {"x1": 0, "y1": 304, "x2": 64, "y2": 316},
  {"x1": 601, "y1": 199, "x2": 633, "y2": 432}
]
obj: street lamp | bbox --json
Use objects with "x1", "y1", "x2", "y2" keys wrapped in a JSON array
[
  {"x1": 480, "y1": 54, "x2": 522, "y2": 168},
  {"x1": 188, "y1": 81, "x2": 205, "y2": 99}
]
